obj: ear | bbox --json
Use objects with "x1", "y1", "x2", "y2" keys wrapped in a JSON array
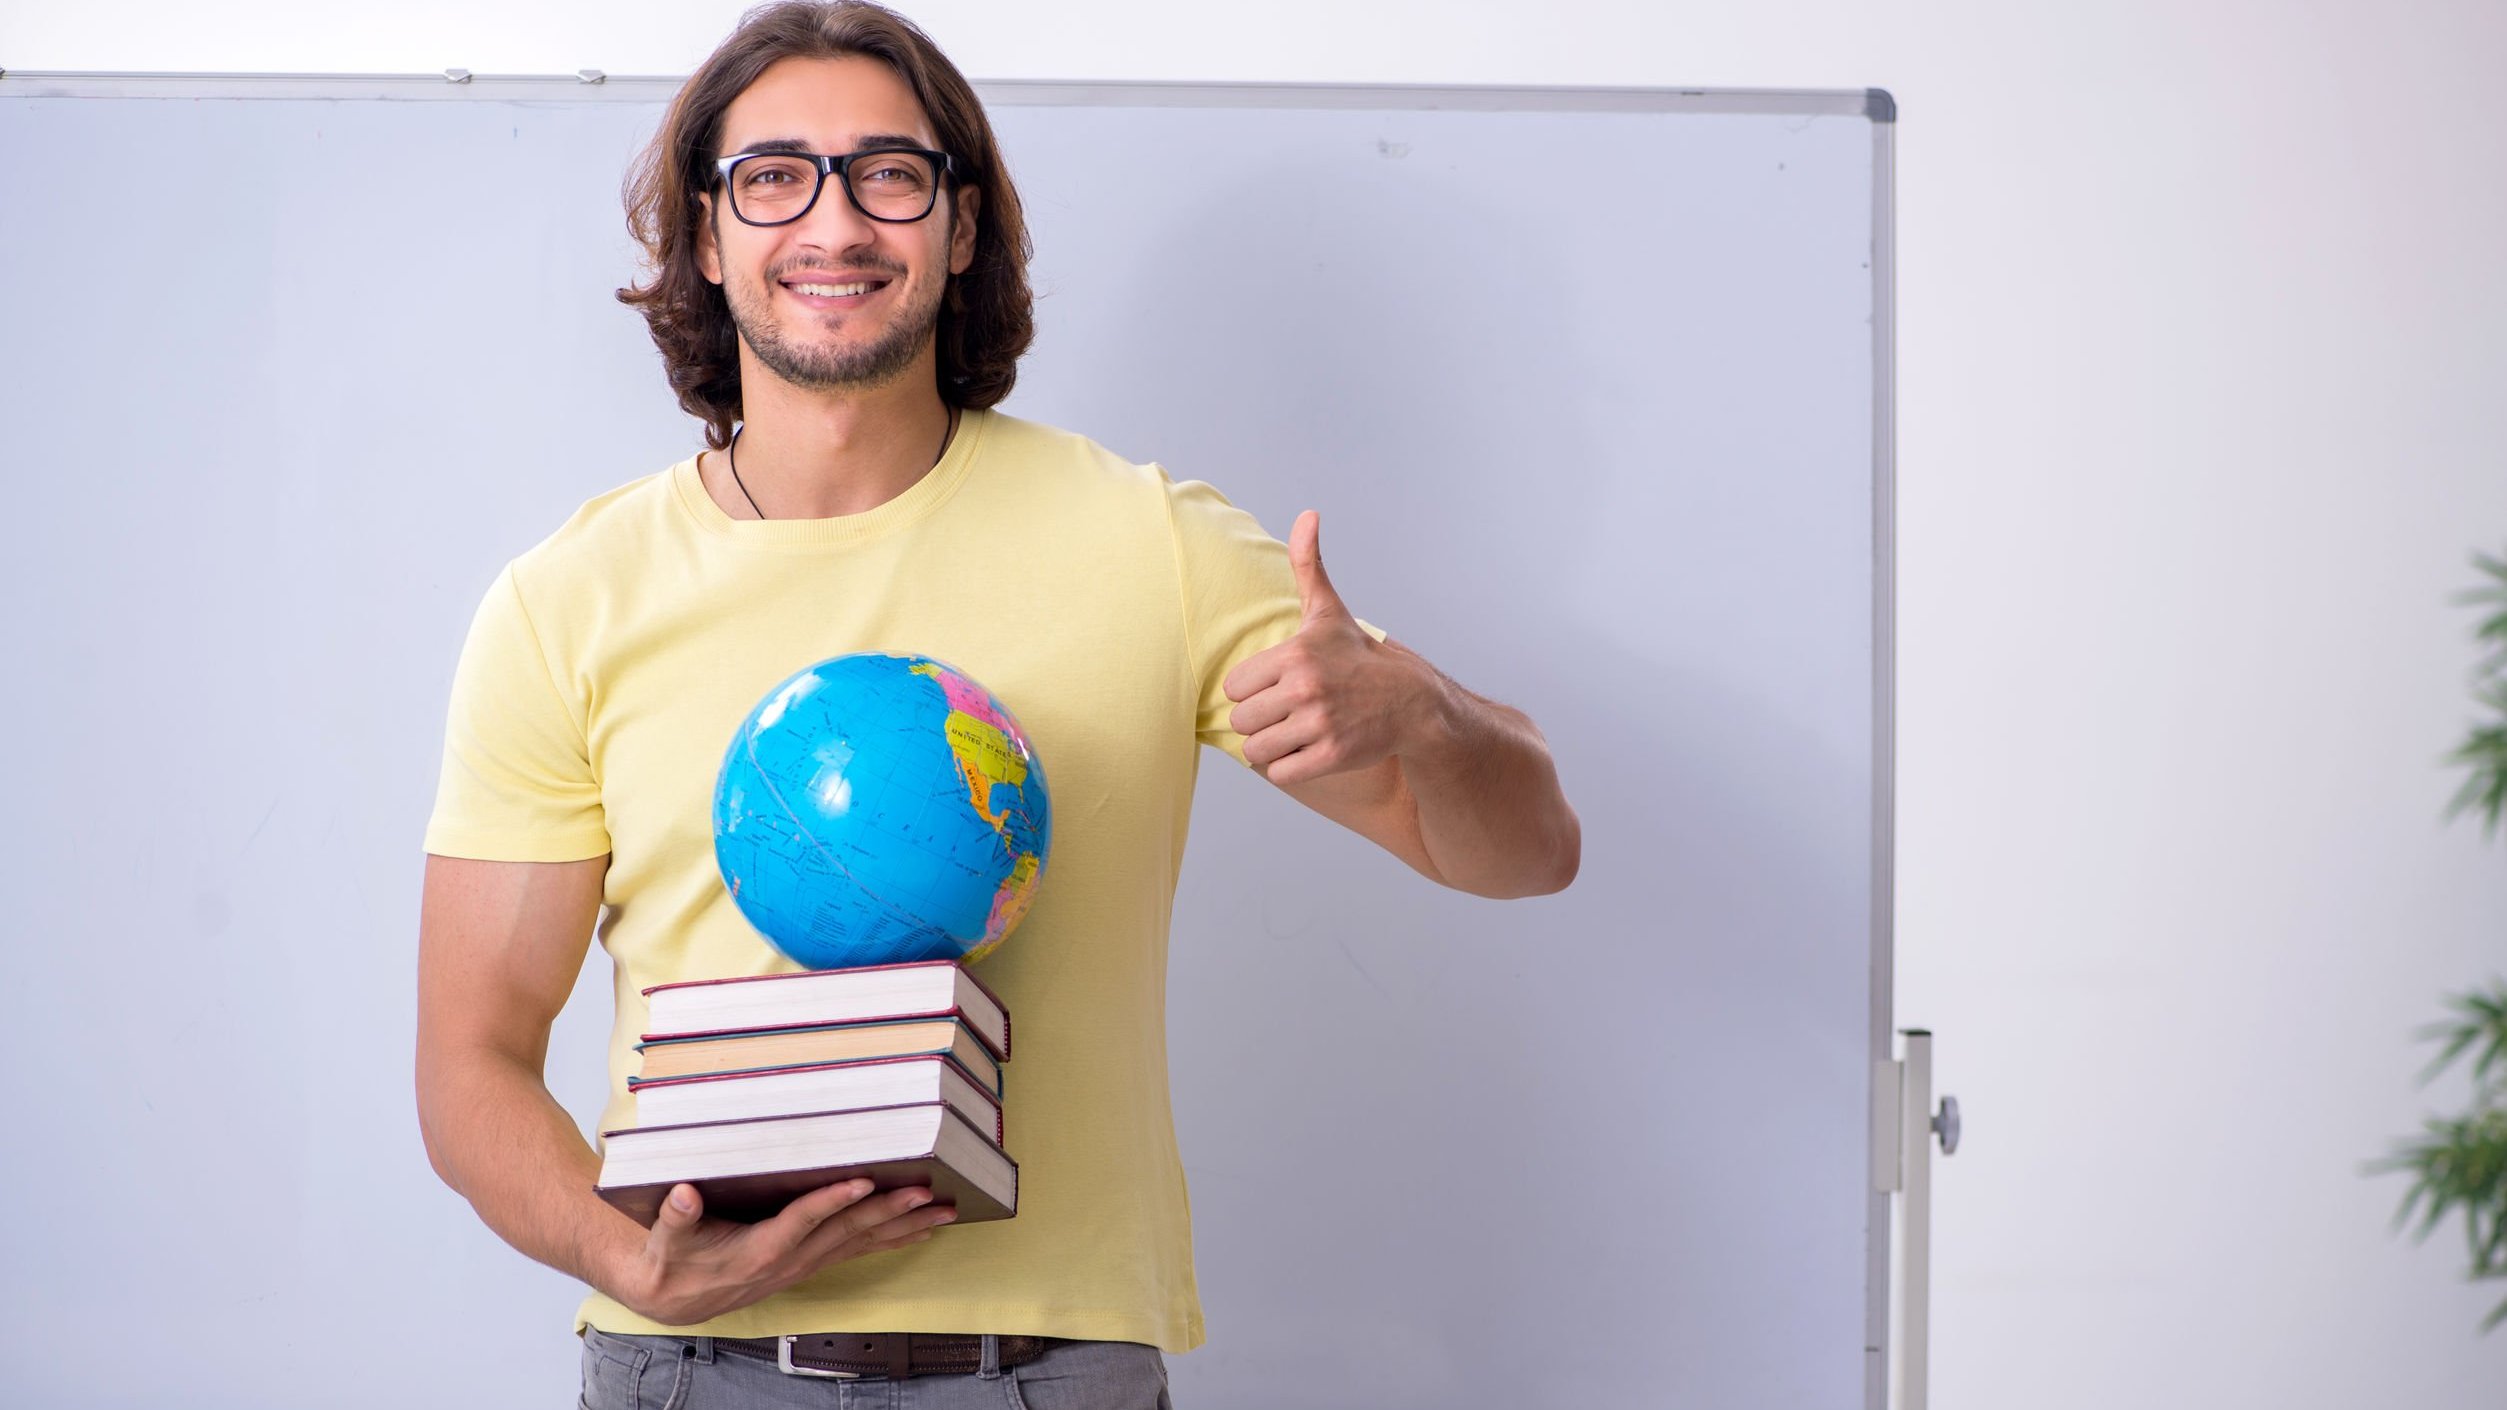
[
  {"x1": 948, "y1": 184, "x2": 982, "y2": 277},
  {"x1": 695, "y1": 190, "x2": 723, "y2": 286}
]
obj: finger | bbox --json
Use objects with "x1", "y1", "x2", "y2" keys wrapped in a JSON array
[
  {"x1": 1290, "y1": 510, "x2": 1348, "y2": 626},
  {"x1": 753, "y1": 1177, "x2": 878, "y2": 1251},
  {"x1": 795, "y1": 1199, "x2": 955, "y2": 1275},
  {"x1": 858, "y1": 1210, "x2": 955, "y2": 1254},
  {"x1": 1241, "y1": 712, "x2": 1321, "y2": 772},
  {"x1": 1222, "y1": 639, "x2": 1290, "y2": 705},
  {"x1": 1242, "y1": 721, "x2": 1281, "y2": 770},
  {"x1": 1227, "y1": 682, "x2": 1298, "y2": 740},
  {"x1": 792, "y1": 1185, "x2": 939, "y2": 1262},
  {"x1": 1261, "y1": 739, "x2": 1341, "y2": 786},
  {"x1": 847, "y1": 1204, "x2": 952, "y2": 1254},
  {"x1": 859, "y1": 1201, "x2": 959, "y2": 1248}
]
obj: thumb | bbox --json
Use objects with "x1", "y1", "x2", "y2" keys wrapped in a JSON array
[
  {"x1": 1290, "y1": 509, "x2": 1348, "y2": 626},
  {"x1": 653, "y1": 1183, "x2": 703, "y2": 1238}
]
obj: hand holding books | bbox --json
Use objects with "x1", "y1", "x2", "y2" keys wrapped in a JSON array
[{"x1": 608, "y1": 1175, "x2": 958, "y2": 1327}]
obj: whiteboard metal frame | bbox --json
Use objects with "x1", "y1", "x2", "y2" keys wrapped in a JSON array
[
  {"x1": 0, "y1": 67, "x2": 1889, "y2": 117},
  {"x1": 0, "y1": 68, "x2": 1903, "y2": 1409},
  {"x1": 1866, "y1": 92, "x2": 1901, "y2": 1410}
]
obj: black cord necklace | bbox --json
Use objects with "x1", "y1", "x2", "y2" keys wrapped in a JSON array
[{"x1": 727, "y1": 406, "x2": 960, "y2": 521}]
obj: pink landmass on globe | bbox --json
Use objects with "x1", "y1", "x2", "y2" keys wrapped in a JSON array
[{"x1": 926, "y1": 668, "x2": 1020, "y2": 740}]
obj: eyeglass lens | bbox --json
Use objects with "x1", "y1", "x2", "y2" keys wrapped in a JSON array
[{"x1": 728, "y1": 152, "x2": 941, "y2": 224}]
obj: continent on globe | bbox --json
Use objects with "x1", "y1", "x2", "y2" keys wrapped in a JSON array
[{"x1": 714, "y1": 652, "x2": 1052, "y2": 971}]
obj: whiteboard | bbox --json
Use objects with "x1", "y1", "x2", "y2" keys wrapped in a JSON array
[{"x1": 0, "y1": 72, "x2": 1895, "y2": 1409}]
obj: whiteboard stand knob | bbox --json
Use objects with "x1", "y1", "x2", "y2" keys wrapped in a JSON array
[{"x1": 1891, "y1": 1028, "x2": 1942, "y2": 1410}]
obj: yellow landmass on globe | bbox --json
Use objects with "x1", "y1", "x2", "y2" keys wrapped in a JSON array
[{"x1": 943, "y1": 711, "x2": 1028, "y2": 827}]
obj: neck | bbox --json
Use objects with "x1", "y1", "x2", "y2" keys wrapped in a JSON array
[{"x1": 721, "y1": 350, "x2": 958, "y2": 520}]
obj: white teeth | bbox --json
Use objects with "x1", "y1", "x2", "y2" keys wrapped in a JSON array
[{"x1": 791, "y1": 282, "x2": 871, "y2": 297}]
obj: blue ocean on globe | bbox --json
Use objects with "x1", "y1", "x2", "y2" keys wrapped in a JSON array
[{"x1": 713, "y1": 652, "x2": 1052, "y2": 971}]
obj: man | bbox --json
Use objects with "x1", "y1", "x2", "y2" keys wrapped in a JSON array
[{"x1": 416, "y1": 4, "x2": 1580, "y2": 1405}]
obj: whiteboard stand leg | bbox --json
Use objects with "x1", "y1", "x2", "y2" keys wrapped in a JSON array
[{"x1": 1882, "y1": 1028, "x2": 1957, "y2": 1410}]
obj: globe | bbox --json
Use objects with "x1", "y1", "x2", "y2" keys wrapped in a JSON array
[{"x1": 713, "y1": 652, "x2": 1051, "y2": 970}]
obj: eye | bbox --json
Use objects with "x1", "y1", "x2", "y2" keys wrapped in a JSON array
[{"x1": 734, "y1": 157, "x2": 813, "y2": 188}]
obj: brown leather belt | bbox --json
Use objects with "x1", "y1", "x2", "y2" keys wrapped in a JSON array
[{"x1": 717, "y1": 1331, "x2": 1060, "y2": 1379}]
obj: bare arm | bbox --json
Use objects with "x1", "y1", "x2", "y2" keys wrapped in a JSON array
[
  {"x1": 1266, "y1": 640, "x2": 1579, "y2": 899},
  {"x1": 416, "y1": 853, "x2": 630, "y2": 1288},
  {"x1": 415, "y1": 852, "x2": 956, "y2": 1325},
  {"x1": 1383, "y1": 640, "x2": 1581, "y2": 899}
]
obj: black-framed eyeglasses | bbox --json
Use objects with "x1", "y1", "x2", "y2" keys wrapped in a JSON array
[{"x1": 711, "y1": 148, "x2": 957, "y2": 226}]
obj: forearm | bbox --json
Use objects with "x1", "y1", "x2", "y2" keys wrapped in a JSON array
[
  {"x1": 419, "y1": 1047, "x2": 643, "y2": 1302},
  {"x1": 1397, "y1": 666, "x2": 1581, "y2": 900}
]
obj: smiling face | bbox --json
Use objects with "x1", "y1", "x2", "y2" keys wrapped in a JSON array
[{"x1": 696, "y1": 54, "x2": 982, "y2": 396}]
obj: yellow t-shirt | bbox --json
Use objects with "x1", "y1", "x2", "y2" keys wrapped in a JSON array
[{"x1": 422, "y1": 407, "x2": 1382, "y2": 1351}]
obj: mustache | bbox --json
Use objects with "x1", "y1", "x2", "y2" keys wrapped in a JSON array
[{"x1": 769, "y1": 261, "x2": 907, "y2": 281}]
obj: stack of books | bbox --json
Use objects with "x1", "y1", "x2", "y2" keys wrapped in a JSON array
[{"x1": 592, "y1": 959, "x2": 1018, "y2": 1226}]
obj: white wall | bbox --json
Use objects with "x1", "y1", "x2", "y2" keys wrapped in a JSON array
[{"x1": 14, "y1": 1, "x2": 2506, "y2": 1404}]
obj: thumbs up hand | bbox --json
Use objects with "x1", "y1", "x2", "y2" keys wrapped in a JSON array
[{"x1": 1222, "y1": 509, "x2": 1445, "y2": 786}]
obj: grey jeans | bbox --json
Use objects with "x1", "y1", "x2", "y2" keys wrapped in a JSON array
[{"x1": 578, "y1": 1326, "x2": 1173, "y2": 1409}]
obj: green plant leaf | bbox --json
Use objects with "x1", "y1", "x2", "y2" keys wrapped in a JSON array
[{"x1": 2375, "y1": 549, "x2": 2507, "y2": 1334}]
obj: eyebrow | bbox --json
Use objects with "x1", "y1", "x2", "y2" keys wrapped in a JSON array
[{"x1": 726, "y1": 133, "x2": 932, "y2": 157}]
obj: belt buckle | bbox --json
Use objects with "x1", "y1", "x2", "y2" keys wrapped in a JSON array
[{"x1": 778, "y1": 1335, "x2": 863, "y2": 1379}]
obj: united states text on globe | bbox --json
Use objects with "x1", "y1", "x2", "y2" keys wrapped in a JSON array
[{"x1": 713, "y1": 652, "x2": 1051, "y2": 970}]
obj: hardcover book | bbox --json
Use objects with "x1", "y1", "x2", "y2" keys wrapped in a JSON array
[
  {"x1": 642, "y1": 960, "x2": 1010, "y2": 1061},
  {"x1": 595, "y1": 1102, "x2": 1017, "y2": 1226},
  {"x1": 634, "y1": 1016, "x2": 1002, "y2": 1095},
  {"x1": 629, "y1": 1053, "x2": 1004, "y2": 1144}
]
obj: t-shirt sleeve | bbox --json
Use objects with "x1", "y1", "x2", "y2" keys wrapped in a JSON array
[
  {"x1": 1162, "y1": 471, "x2": 1388, "y2": 770},
  {"x1": 422, "y1": 562, "x2": 612, "y2": 861}
]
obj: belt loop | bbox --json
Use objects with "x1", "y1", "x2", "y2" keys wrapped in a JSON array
[
  {"x1": 887, "y1": 1332, "x2": 914, "y2": 1380},
  {"x1": 690, "y1": 1336, "x2": 717, "y2": 1365},
  {"x1": 979, "y1": 1334, "x2": 1002, "y2": 1379}
]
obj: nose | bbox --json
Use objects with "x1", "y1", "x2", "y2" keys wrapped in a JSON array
[{"x1": 791, "y1": 168, "x2": 880, "y2": 245}]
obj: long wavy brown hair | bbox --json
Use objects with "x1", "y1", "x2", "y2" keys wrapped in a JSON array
[{"x1": 616, "y1": 1, "x2": 1034, "y2": 448}]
